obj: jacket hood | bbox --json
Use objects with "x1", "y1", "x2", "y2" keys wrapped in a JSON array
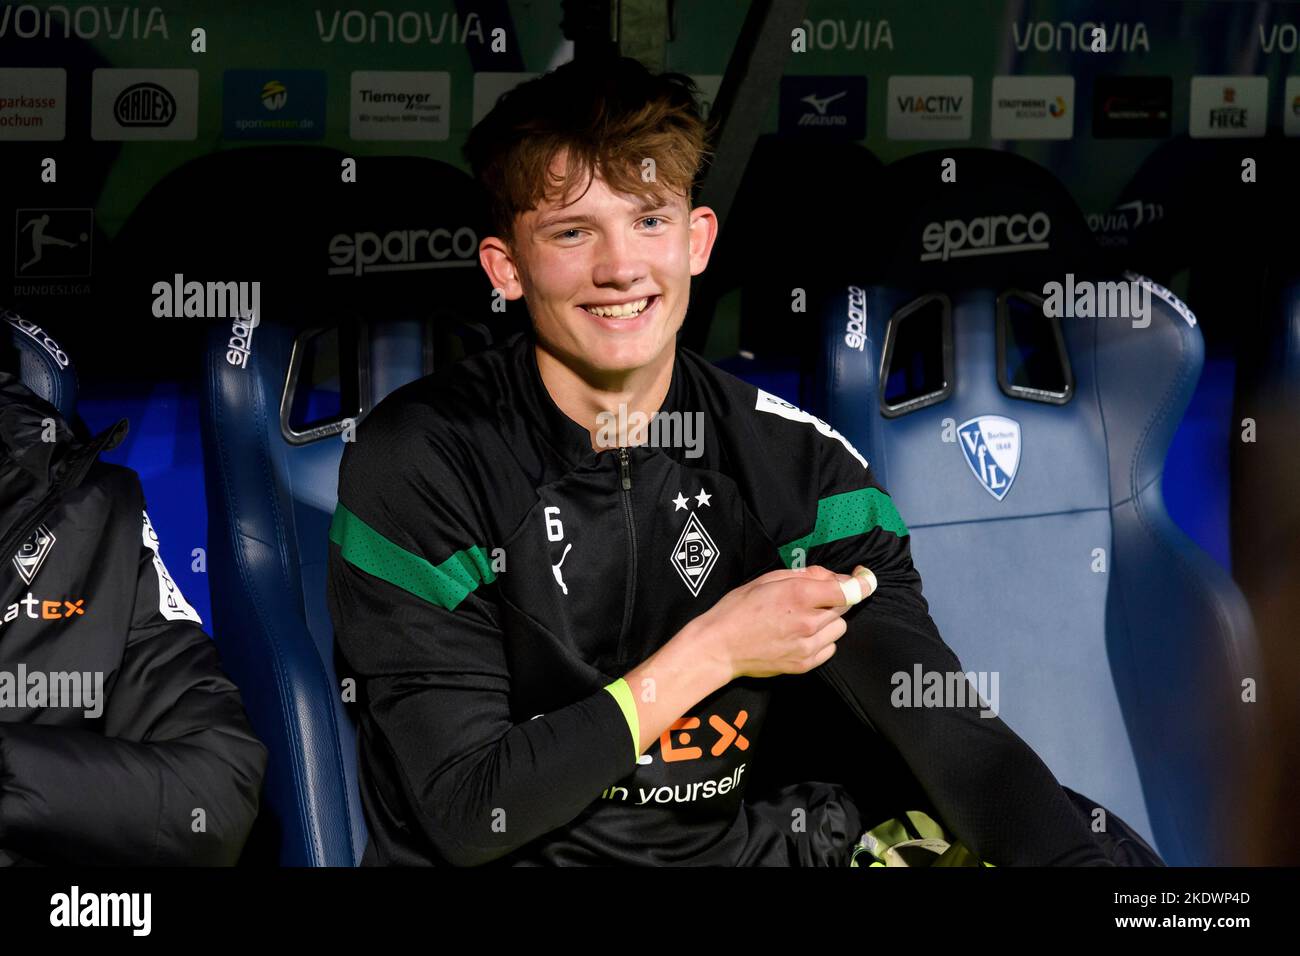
[{"x1": 0, "y1": 369, "x2": 128, "y2": 562}]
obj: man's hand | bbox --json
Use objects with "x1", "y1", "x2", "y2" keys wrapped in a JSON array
[
  {"x1": 618, "y1": 565, "x2": 876, "y2": 757},
  {"x1": 692, "y1": 564, "x2": 877, "y2": 679}
]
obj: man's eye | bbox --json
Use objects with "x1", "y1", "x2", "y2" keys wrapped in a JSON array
[
  {"x1": 556, "y1": 228, "x2": 582, "y2": 240},
  {"x1": 641, "y1": 217, "x2": 664, "y2": 229}
]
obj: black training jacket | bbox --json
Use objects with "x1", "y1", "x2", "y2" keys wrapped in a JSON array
[
  {"x1": 0, "y1": 373, "x2": 267, "y2": 866},
  {"x1": 327, "y1": 329, "x2": 1111, "y2": 867}
]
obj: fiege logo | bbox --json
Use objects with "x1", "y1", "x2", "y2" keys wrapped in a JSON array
[{"x1": 1189, "y1": 76, "x2": 1267, "y2": 138}]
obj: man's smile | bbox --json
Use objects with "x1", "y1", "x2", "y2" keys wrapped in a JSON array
[{"x1": 578, "y1": 293, "x2": 662, "y2": 329}]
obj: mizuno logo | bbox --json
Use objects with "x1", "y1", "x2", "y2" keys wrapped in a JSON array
[{"x1": 800, "y1": 90, "x2": 847, "y2": 115}]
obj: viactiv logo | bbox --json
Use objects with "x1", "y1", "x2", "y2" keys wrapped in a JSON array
[{"x1": 920, "y1": 211, "x2": 1051, "y2": 262}]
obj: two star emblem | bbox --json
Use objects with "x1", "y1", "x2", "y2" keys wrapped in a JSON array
[{"x1": 672, "y1": 488, "x2": 712, "y2": 511}]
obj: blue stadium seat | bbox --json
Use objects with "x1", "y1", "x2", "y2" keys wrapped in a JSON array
[
  {"x1": 3, "y1": 308, "x2": 78, "y2": 419},
  {"x1": 696, "y1": 134, "x2": 883, "y2": 395},
  {"x1": 804, "y1": 150, "x2": 1260, "y2": 866},
  {"x1": 112, "y1": 145, "x2": 510, "y2": 865}
]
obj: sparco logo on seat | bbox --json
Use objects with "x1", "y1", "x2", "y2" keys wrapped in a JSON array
[
  {"x1": 113, "y1": 82, "x2": 175, "y2": 126},
  {"x1": 920, "y1": 211, "x2": 1051, "y2": 262},
  {"x1": 327, "y1": 227, "x2": 479, "y2": 277}
]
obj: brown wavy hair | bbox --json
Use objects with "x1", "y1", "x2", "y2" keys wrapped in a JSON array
[{"x1": 463, "y1": 56, "x2": 716, "y2": 250}]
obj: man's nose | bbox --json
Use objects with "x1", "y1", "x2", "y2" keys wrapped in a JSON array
[{"x1": 590, "y1": 230, "x2": 646, "y2": 287}]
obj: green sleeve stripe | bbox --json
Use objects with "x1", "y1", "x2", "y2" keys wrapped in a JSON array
[
  {"x1": 602, "y1": 677, "x2": 640, "y2": 762},
  {"x1": 778, "y1": 486, "x2": 909, "y2": 569},
  {"x1": 329, "y1": 502, "x2": 495, "y2": 611}
]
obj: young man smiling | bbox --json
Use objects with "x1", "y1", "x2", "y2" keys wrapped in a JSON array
[{"x1": 327, "y1": 57, "x2": 1154, "y2": 867}]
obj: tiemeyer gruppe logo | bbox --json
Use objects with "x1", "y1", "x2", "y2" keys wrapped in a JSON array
[
  {"x1": 327, "y1": 225, "x2": 479, "y2": 276},
  {"x1": 222, "y1": 69, "x2": 326, "y2": 140},
  {"x1": 991, "y1": 75, "x2": 1074, "y2": 140},
  {"x1": 350, "y1": 71, "x2": 449, "y2": 141},
  {"x1": 920, "y1": 211, "x2": 1051, "y2": 262},
  {"x1": 90, "y1": 68, "x2": 198, "y2": 140},
  {"x1": 886, "y1": 75, "x2": 972, "y2": 141},
  {"x1": 1190, "y1": 76, "x2": 1267, "y2": 138},
  {"x1": 0, "y1": 67, "x2": 66, "y2": 140}
]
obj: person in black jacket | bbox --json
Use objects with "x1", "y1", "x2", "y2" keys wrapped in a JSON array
[
  {"x1": 0, "y1": 369, "x2": 267, "y2": 865},
  {"x1": 327, "y1": 57, "x2": 1162, "y2": 866}
]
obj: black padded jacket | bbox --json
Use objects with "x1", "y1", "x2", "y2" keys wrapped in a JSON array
[{"x1": 0, "y1": 373, "x2": 266, "y2": 866}]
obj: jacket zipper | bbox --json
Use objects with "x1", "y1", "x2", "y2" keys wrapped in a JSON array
[{"x1": 615, "y1": 446, "x2": 636, "y2": 665}]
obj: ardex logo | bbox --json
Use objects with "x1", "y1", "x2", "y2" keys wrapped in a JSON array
[
  {"x1": 113, "y1": 82, "x2": 174, "y2": 126},
  {"x1": 327, "y1": 226, "x2": 479, "y2": 276},
  {"x1": 91, "y1": 69, "x2": 197, "y2": 141},
  {"x1": 920, "y1": 211, "x2": 1051, "y2": 262}
]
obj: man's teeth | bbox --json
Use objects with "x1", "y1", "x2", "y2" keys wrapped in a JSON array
[{"x1": 584, "y1": 297, "x2": 650, "y2": 318}]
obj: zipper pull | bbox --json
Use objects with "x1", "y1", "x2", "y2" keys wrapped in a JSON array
[{"x1": 619, "y1": 447, "x2": 631, "y2": 490}]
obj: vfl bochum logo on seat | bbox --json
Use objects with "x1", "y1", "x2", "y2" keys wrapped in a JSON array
[{"x1": 958, "y1": 416, "x2": 1021, "y2": 501}]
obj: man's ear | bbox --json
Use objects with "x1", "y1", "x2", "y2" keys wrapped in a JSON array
[
  {"x1": 478, "y1": 235, "x2": 526, "y2": 301},
  {"x1": 687, "y1": 205, "x2": 719, "y2": 278}
]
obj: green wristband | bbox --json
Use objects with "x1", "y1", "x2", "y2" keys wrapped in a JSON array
[{"x1": 602, "y1": 677, "x2": 640, "y2": 763}]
